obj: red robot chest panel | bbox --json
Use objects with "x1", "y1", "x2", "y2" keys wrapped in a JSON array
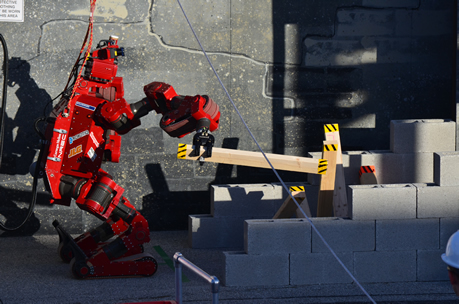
[{"x1": 61, "y1": 96, "x2": 105, "y2": 177}]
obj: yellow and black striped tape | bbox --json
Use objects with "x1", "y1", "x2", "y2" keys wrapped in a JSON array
[
  {"x1": 289, "y1": 186, "x2": 305, "y2": 192},
  {"x1": 318, "y1": 159, "x2": 328, "y2": 174},
  {"x1": 177, "y1": 143, "x2": 187, "y2": 159},
  {"x1": 324, "y1": 124, "x2": 339, "y2": 133},
  {"x1": 323, "y1": 144, "x2": 338, "y2": 152}
]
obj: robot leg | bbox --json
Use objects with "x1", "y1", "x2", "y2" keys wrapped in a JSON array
[
  {"x1": 54, "y1": 175, "x2": 131, "y2": 262},
  {"x1": 70, "y1": 197, "x2": 157, "y2": 279},
  {"x1": 55, "y1": 216, "x2": 129, "y2": 263}
]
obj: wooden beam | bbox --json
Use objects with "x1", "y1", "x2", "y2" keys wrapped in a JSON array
[
  {"x1": 317, "y1": 140, "x2": 338, "y2": 217},
  {"x1": 324, "y1": 124, "x2": 348, "y2": 217},
  {"x1": 177, "y1": 144, "x2": 328, "y2": 175}
]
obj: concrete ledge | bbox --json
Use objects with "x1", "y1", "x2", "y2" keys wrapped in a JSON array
[
  {"x1": 188, "y1": 215, "x2": 245, "y2": 249},
  {"x1": 416, "y1": 183, "x2": 459, "y2": 218},
  {"x1": 376, "y1": 219, "x2": 439, "y2": 251},
  {"x1": 440, "y1": 218, "x2": 459, "y2": 250},
  {"x1": 311, "y1": 218, "x2": 375, "y2": 252},
  {"x1": 348, "y1": 184, "x2": 416, "y2": 220},
  {"x1": 417, "y1": 249, "x2": 449, "y2": 282},
  {"x1": 244, "y1": 219, "x2": 311, "y2": 254},
  {"x1": 434, "y1": 151, "x2": 459, "y2": 186},
  {"x1": 290, "y1": 252, "x2": 353, "y2": 285},
  {"x1": 354, "y1": 251, "x2": 416, "y2": 283},
  {"x1": 211, "y1": 183, "x2": 313, "y2": 217},
  {"x1": 221, "y1": 251, "x2": 289, "y2": 286},
  {"x1": 211, "y1": 184, "x2": 284, "y2": 217},
  {"x1": 390, "y1": 119, "x2": 456, "y2": 154}
]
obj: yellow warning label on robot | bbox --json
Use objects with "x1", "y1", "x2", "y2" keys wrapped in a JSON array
[
  {"x1": 289, "y1": 186, "x2": 305, "y2": 192},
  {"x1": 324, "y1": 124, "x2": 339, "y2": 133},
  {"x1": 323, "y1": 144, "x2": 338, "y2": 152},
  {"x1": 318, "y1": 159, "x2": 328, "y2": 174},
  {"x1": 177, "y1": 143, "x2": 187, "y2": 159}
]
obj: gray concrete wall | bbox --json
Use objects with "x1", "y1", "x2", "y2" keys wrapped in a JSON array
[{"x1": 0, "y1": 0, "x2": 456, "y2": 234}]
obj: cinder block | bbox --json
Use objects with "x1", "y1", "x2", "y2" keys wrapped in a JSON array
[
  {"x1": 434, "y1": 152, "x2": 459, "y2": 186},
  {"x1": 211, "y1": 183, "x2": 309, "y2": 217},
  {"x1": 440, "y1": 218, "x2": 459, "y2": 250},
  {"x1": 390, "y1": 119, "x2": 455, "y2": 154},
  {"x1": 415, "y1": 183, "x2": 459, "y2": 218},
  {"x1": 188, "y1": 215, "x2": 244, "y2": 249},
  {"x1": 368, "y1": 151, "x2": 434, "y2": 184},
  {"x1": 244, "y1": 219, "x2": 311, "y2": 254},
  {"x1": 211, "y1": 184, "x2": 282, "y2": 217},
  {"x1": 366, "y1": 151, "x2": 405, "y2": 184},
  {"x1": 354, "y1": 251, "x2": 416, "y2": 283},
  {"x1": 290, "y1": 252, "x2": 353, "y2": 285},
  {"x1": 417, "y1": 250, "x2": 449, "y2": 282},
  {"x1": 376, "y1": 219, "x2": 439, "y2": 251},
  {"x1": 348, "y1": 184, "x2": 416, "y2": 220},
  {"x1": 221, "y1": 251, "x2": 289, "y2": 286},
  {"x1": 311, "y1": 218, "x2": 375, "y2": 252}
]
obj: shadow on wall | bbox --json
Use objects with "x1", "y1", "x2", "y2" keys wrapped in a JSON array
[
  {"x1": 1, "y1": 57, "x2": 52, "y2": 175},
  {"x1": 271, "y1": 1, "x2": 456, "y2": 155},
  {"x1": 0, "y1": 185, "x2": 44, "y2": 236}
]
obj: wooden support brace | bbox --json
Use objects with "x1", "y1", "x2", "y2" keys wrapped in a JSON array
[
  {"x1": 273, "y1": 186, "x2": 311, "y2": 219},
  {"x1": 177, "y1": 144, "x2": 328, "y2": 175},
  {"x1": 317, "y1": 140, "x2": 338, "y2": 217},
  {"x1": 324, "y1": 124, "x2": 348, "y2": 217}
]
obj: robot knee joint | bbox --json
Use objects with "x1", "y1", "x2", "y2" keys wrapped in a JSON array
[
  {"x1": 113, "y1": 200, "x2": 136, "y2": 224},
  {"x1": 59, "y1": 176, "x2": 87, "y2": 199}
]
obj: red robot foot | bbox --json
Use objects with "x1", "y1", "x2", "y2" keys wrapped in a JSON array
[
  {"x1": 54, "y1": 216, "x2": 130, "y2": 263},
  {"x1": 69, "y1": 205, "x2": 157, "y2": 279},
  {"x1": 70, "y1": 222, "x2": 157, "y2": 278}
]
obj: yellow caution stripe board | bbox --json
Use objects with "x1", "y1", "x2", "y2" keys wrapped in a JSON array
[
  {"x1": 323, "y1": 144, "x2": 338, "y2": 152},
  {"x1": 177, "y1": 143, "x2": 187, "y2": 159},
  {"x1": 324, "y1": 124, "x2": 339, "y2": 133},
  {"x1": 289, "y1": 186, "x2": 305, "y2": 192},
  {"x1": 177, "y1": 143, "x2": 328, "y2": 175}
]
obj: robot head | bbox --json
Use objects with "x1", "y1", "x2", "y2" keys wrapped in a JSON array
[{"x1": 84, "y1": 35, "x2": 125, "y2": 83}]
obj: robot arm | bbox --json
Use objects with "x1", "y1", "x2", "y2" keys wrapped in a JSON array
[
  {"x1": 142, "y1": 82, "x2": 220, "y2": 138},
  {"x1": 96, "y1": 81, "x2": 220, "y2": 155},
  {"x1": 142, "y1": 81, "x2": 220, "y2": 156}
]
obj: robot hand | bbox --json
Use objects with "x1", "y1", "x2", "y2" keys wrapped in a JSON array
[
  {"x1": 192, "y1": 127, "x2": 215, "y2": 157},
  {"x1": 142, "y1": 82, "x2": 220, "y2": 142}
]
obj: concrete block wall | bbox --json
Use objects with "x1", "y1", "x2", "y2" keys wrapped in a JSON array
[
  {"x1": 221, "y1": 217, "x2": 453, "y2": 286},
  {"x1": 188, "y1": 183, "x2": 319, "y2": 249},
  {"x1": 308, "y1": 119, "x2": 454, "y2": 185},
  {"x1": 194, "y1": 118, "x2": 459, "y2": 286}
]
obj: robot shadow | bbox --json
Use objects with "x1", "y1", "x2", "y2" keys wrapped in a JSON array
[
  {"x1": 0, "y1": 184, "x2": 47, "y2": 236},
  {"x1": 0, "y1": 57, "x2": 52, "y2": 176}
]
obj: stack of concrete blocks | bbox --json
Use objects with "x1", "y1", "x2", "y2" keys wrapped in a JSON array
[
  {"x1": 192, "y1": 119, "x2": 459, "y2": 286},
  {"x1": 188, "y1": 182, "x2": 319, "y2": 249}
]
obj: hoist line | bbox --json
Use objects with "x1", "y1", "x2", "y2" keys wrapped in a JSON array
[{"x1": 175, "y1": 1, "x2": 376, "y2": 303}]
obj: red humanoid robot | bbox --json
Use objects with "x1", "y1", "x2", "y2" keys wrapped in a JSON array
[{"x1": 38, "y1": 35, "x2": 220, "y2": 279}]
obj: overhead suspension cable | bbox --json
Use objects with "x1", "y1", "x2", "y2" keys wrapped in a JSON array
[{"x1": 175, "y1": 1, "x2": 376, "y2": 303}]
